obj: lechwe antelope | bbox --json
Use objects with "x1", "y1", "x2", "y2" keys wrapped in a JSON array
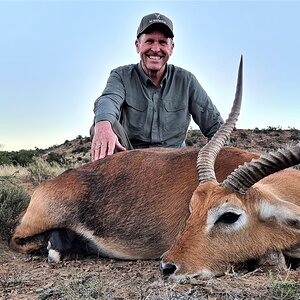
[
  {"x1": 9, "y1": 57, "x2": 299, "y2": 278},
  {"x1": 160, "y1": 57, "x2": 300, "y2": 279}
]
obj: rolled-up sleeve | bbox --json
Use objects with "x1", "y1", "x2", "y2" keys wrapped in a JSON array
[
  {"x1": 188, "y1": 74, "x2": 224, "y2": 139},
  {"x1": 93, "y1": 70, "x2": 125, "y2": 125}
]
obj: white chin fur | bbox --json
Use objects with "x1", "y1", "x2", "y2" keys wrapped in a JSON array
[{"x1": 48, "y1": 249, "x2": 61, "y2": 263}]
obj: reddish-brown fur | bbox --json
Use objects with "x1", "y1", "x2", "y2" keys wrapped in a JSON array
[{"x1": 10, "y1": 146, "x2": 259, "y2": 259}]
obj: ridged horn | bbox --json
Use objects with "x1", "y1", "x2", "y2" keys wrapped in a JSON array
[
  {"x1": 197, "y1": 56, "x2": 243, "y2": 184},
  {"x1": 222, "y1": 144, "x2": 300, "y2": 194}
]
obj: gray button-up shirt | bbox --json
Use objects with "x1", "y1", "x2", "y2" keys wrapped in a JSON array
[{"x1": 93, "y1": 63, "x2": 223, "y2": 148}]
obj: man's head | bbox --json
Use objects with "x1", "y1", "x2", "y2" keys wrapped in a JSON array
[
  {"x1": 135, "y1": 13, "x2": 174, "y2": 80},
  {"x1": 137, "y1": 13, "x2": 174, "y2": 39}
]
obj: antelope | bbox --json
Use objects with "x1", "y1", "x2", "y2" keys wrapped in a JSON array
[
  {"x1": 160, "y1": 57, "x2": 300, "y2": 279},
  {"x1": 9, "y1": 57, "x2": 299, "y2": 279}
]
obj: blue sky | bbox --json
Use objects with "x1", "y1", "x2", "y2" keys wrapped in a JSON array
[{"x1": 1, "y1": 0, "x2": 300, "y2": 151}]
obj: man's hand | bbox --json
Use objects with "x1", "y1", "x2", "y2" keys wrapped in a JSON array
[{"x1": 91, "y1": 121, "x2": 126, "y2": 161}]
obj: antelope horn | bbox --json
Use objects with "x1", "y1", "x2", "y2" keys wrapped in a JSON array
[
  {"x1": 197, "y1": 56, "x2": 243, "y2": 184},
  {"x1": 222, "y1": 144, "x2": 300, "y2": 194}
]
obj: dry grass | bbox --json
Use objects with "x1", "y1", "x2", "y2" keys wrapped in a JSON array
[
  {"x1": 26, "y1": 157, "x2": 67, "y2": 184},
  {"x1": 0, "y1": 165, "x2": 28, "y2": 183},
  {"x1": 0, "y1": 158, "x2": 68, "y2": 190}
]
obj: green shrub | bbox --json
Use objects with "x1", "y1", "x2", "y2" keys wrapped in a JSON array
[
  {"x1": 0, "y1": 150, "x2": 37, "y2": 166},
  {"x1": 72, "y1": 146, "x2": 89, "y2": 154},
  {"x1": 267, "y1": 126, "x2": 282, "y2": 132},
  {"x1": 0, "y1": 151, "x2": 12, "y2": 166},
  {"x1": 185, "y1": 129, "x2": 207, "y2": 147},
  {"x1": 0, "y1": 182, "x2": 30, "y2": 240},
  {"x1": 239, "y1": 131, "x2": 248, "y2": 139},
  {"x1": 46, "y1": 152, "x2": 67, "y2": 166}
]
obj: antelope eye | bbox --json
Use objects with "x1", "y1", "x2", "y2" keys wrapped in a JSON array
[{"x1": 215, "y1": 212, "x2": 241, "y2": 224}]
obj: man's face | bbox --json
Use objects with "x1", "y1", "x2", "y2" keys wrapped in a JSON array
[{"x1": 135, "y1": 31, "x2": 174, "y2": 76}]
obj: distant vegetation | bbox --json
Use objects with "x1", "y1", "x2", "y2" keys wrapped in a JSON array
[{"x1": 0, "y1": 149, "x2": 37, "y2": 166}]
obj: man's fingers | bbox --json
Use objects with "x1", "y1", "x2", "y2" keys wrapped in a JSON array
[
  {"x1": 92, "y1": 143, "x2": 101, "y2": 161},
  {"x1": 92, "y1": 137, "x2": 125, "y2": 161},
  {"x1": 106, "y1": 140, "x2": 116, "y2": 156},
  {"x1": 99, "y1": 143, "x2": 108, "y2": 159}
]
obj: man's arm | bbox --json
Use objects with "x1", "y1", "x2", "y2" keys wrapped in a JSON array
[{"x1": 91, "y1": 70, "x2": 126, "y2": 160}]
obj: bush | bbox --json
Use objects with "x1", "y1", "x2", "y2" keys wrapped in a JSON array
[
  {"x1": 46, "y1": 152, "x2": 66, "y2": 166},
  {"x1": 0, "y1": 150, "x2": 37, "y2": 166},
  {"x1": 185, "y1": 129, "x2": 207, "y2": 147},
  {"x1": 0, "y1": 151, "x2": 12, "y2": 166},
  {"x1": 0, "y1": 182, "x2": 30, "y2": 240},
  {"x1": 72, "y1": 146, "x2": 89, "y2": 154},
  {"x1": 239, "y1": 131, "x2": 248, "y2": 139}
]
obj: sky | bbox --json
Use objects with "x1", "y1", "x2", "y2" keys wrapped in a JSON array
[{"x1": 0, "y1": 0, "x2": 300, "y2": 151}]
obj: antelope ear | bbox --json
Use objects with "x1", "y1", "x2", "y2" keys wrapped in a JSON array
[{"x1": 259, "y1": 199, "x2": 300, "y2": 231}]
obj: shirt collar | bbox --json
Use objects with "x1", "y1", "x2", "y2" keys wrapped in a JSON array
[{"x1": 137, "y1": 62, "x2": 168, "y2": 88}]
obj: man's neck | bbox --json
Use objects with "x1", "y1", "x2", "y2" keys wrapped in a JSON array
[
  {"x1": 148, "y1": 71, "x2": 162, "y2": 87},
  {"x1": 141, "y1": 64, "x2": 166, "y2": 87}
]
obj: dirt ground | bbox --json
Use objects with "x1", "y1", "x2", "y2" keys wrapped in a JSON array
[{"x1": 1, "y1": 239, "x2": 299, "y2": 300}]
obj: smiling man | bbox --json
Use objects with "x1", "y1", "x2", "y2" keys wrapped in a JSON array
[{"x1": 91, "y1": 13, "x2": 223, "y2": 160}]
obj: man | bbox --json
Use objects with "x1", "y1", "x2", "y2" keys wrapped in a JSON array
[{"x1": 91, "y1": 12, "x2": 223, "y2": 161}]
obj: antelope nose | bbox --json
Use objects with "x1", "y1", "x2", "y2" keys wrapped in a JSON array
[{"x1": 159, "y1": 262, "x2": 177, "y2": 277}]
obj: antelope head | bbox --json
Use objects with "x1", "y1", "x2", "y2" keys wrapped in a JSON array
[{"x1": 160, "y1": 56, "x2": 300, "y2": 279}]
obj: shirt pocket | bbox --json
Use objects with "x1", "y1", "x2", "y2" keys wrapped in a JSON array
[
  {"x1": 163, "y1": 101, "x2": 189, "y2": 130},
  {"x1": 123, "y1": 97, "x2": 148, "y2": 130}
]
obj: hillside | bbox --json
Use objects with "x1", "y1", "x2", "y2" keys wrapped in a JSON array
[{"x1": 42, "y1": 128, "x2": 300, "y2": 164}]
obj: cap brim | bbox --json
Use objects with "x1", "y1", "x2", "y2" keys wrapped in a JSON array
[{"x1": 138, "y1": 23, "x2": 174, "y2": 38}]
